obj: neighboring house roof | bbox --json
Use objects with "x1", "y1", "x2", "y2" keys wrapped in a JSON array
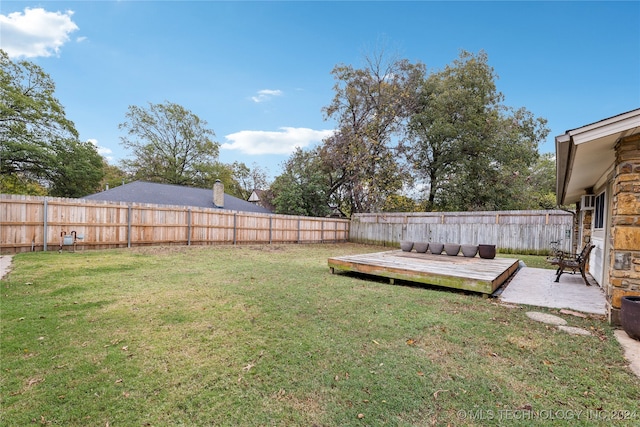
[
  {"x1": 247, "y1": 189, "x2": 275, "y2": 212},
  {"x1": 248, "y1": 189, "x2": 263, "y2": 203},
  {"x1": 83, "y1": 181, "x2": 273, "y2": 214},
  {"x1": 327, "y1": 205, "x2": 347, "y2": 218},
  {"x1": 555, "y1": 108, "x2": 640, "y2": 205}
]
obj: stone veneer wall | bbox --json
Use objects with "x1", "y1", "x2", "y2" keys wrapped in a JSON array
[
  {"x1": 609, "y1": 133, "x2": 640, "y2": 324},
  {"x1": 581, "y1": 209, "x2": 592, "y2": 275},
  {"x1": 582, "y1": 209, "x2": 592, "y2": 247}
]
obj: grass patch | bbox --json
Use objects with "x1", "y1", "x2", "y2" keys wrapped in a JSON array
[
  {"x1": 1, "y1": 244, "x2": 638, "y2": 426},
  {"x1": 498, "y1": 253, "x2": 555, "y2": 270}
]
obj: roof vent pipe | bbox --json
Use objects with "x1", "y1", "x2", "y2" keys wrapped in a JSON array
[{"x1": 213, "y1": 179, "x2": 224, "y2": 208}]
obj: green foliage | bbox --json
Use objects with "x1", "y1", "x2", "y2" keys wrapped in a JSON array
[
  {"x1": 119, "y1": 101, "x2": 219, "y2": 186},
  {"x1": 271, "y1": 147, "x2": 331, "y2": 216},
  {"x1": 0, "y1": 174, "x2": 47, "y2": 195},
  {"x1": 402, "y1": 50, "x2": 550, "y2": 211},
  {"x1": 0, "y1": 49, "x2": 103, "y2": 196},
  {"x1": 98, "y1": 162, "x2": 129, "y2": 192},
  {"x1": 322, "y1": 49, "x2": 425, "y2": 213},
  {"x1": 381, "y1": 193, "x2": 420, "y2": 212},
  {"x1": 190, "y1": 161, "x2": 242, "y2": 197},
  {"x1": 527, "y1": 152, "x2": 558, "y2": 209},
  {"x1": 319, "y1": 49, "x2": 553, "y2": 214},
  {"x1": 47, "y1": 139, "x2": 105, "y2": 197},
  {"x1": 189, "y1": 161, "x2": 269, "y2": 200}
]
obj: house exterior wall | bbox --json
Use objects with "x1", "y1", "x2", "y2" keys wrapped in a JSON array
[
  {"x1": 589, "y1": 185, "x2": 610, "y2": 285},
  {"x1": 608, "y1": 134, "x2": 640, "y2": 324}
]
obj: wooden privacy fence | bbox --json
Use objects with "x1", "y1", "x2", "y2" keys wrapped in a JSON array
[
  {"x1": 350, "y1": 210, "x2": 575, "y2": 254},
  {"x1": 0, "y1": 194, "x2": 350, "y2": 254}
]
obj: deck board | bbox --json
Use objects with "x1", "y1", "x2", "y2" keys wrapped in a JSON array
[{"x1": 328, "y1": 250, "x2": 519, "y2": 294}]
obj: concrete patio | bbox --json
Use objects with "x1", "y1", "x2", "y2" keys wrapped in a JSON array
[{"x1": 499, "y1": 266, "x2": 606, "y2": 315}]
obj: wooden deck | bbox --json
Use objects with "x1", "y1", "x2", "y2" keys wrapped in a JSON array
[{"x1": 328, "y1": 250, "x2": 519, "y2": 294}]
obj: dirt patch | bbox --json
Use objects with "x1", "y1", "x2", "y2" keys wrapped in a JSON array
[
  {"x1": 249, "y1": 245, "x2": 286, "y2": 252},
  {"x1": 268, "y1": 389, "x2": 325, "y2": 424},
  {"x1": 129, "y1": 245, "x2": 214, "y2": 256}
]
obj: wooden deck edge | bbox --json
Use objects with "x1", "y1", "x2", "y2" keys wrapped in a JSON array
[
  {"x1": 492, "y1": 260, "x2": 520, "y2": 290},
  {"x1": 328, "y1": 256, "x2": 518, "y2": 295}
]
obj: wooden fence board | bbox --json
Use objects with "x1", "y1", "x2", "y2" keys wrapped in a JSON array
[
  {"x1": 350, "y1": 210, "x2": 574, "y2": 253},
  {"x1": 2, "y1": 195, "x2": 570, "y2": 255},
  {"x1": 0, "y1": 194, "x2": 349, "y2": 254}
]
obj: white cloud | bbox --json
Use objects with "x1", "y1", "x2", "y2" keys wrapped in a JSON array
[
  {"x1": 251, "y1": 89, "x2": 283, "y2": 103},
  {"x1": 222, "y1": 127, "x2": 335, "y2": 155},
  {"x1": 0, "y1": 7, "x2": 79, "y2": 58},
  {"x1": 88, "y1": 139, "x2": 113, "y2": 160}
]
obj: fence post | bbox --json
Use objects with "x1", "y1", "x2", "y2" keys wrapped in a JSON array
[
  {"x1": 127, "y1": 205, "x2": 132, "y2": 248},
  {"x1": 233, "y1": 213, "x2": 237, "y2": 245},
  {"x1": 43, "y1": 198, "x2": 48, "y2": 252},
  {"x1": 187, "y1": 209, "x2": 192, "y2": 246},
  {"x1": 2, "y1": 196, "x2": 352, "y2": 253}
]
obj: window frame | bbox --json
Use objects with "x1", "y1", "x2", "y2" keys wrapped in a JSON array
[{"x1": 594, "y1": 191, "x2": 605, "y2": 230}]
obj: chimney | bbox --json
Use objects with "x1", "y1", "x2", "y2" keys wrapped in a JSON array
[{"x1": 213, "y1": 179, "x2": 224, "y2": 208}]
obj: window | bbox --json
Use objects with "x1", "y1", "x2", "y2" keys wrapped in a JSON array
[{"x1": 594, "y1": 192, "x2": 605, "y2": 229}]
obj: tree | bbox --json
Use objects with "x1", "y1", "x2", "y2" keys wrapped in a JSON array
[
  {"x1": 1, "y1": 49, "x2": 103, "y2": 196},
  {"x1": 191, "y1": 161, "x2": 241, "y2": 196},
  {"x1": 322, "y1": 50, "x2": 425, "y2": 213},
  {"x1": 231, "y1": 162, "x2": 269, "y2": 200},
  {"x1": 0, "y1": 174, "x2": 47, "y2": 195},
  {"x1": 48, "y1": 138, "x2": 105, "y2": 197},
  {"x1": 401, "y1": 50, "x2": 549, "y2": 211},
  {"x1": 526, "y1": 152, "x2": 557, "y2": 209},
  {"x1": 381, "y1": 193, "x2": 420, "y2": 212},
  {"x1": 119, "y1": 101, "x2": 219, "y2": 185},
  {"x1": 189, "y1": 161, "x2": 270, "y2": 200},
  {"x1": 270, "y1": 147, "x2": 332, "y2": 217},
  {"x1": 99, "y1": 162, "x2": 130, "y2": 191},
  {"x1": 443, "y1": 106, "x2": 548, "y2": 211}
]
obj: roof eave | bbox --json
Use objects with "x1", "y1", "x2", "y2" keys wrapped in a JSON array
[
  {"x1": 555, "y1": 133, "x2": 572, "y2": 206},
  {"x1": 555, "y1": 108, "x2": 640, "y2": 206}
]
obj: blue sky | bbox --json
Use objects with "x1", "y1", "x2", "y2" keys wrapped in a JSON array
[{"x1": 2, "y1": 1, "x2": 639, "y2": 180}]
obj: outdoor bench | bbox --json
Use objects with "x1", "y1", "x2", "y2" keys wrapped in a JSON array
[{"x1": 547, "y1": 243, "x2": 595, "y2": 286}]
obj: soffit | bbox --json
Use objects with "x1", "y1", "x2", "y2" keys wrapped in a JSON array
[
  {"x1": 557, "y1": 109, "x2": 640, "y2": 204},
  {"x1": 563, "y1": 135, "x2": 616, "y2": 203}
]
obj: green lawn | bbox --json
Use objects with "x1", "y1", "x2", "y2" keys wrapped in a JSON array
[
  {"x1": 1, "y1": 244, "x2": 638, "y2": 426},
  {"x1": 497, "y1": 253, "x2": 555, "y2": 270}
]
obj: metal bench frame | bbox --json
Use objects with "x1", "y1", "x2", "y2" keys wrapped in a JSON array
[{"x1": 547, "y1": 244, "x2": 595, "y2": 285}]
